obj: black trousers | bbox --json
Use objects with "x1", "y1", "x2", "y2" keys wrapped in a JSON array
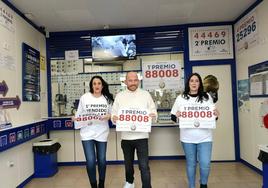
[{"x1": 121, "y1": 139, "x2": 152, "y2": 188}]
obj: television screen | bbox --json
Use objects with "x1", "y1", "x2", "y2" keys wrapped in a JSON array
[{"x1": 92, "y1": 34, "x2": 136, "y2": 61}]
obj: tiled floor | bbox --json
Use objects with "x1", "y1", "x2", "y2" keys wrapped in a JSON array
[{"x1": 25, "y1": 160, "x2": 262, "y2": 188}]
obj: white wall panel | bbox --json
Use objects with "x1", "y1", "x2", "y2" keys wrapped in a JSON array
[
  {"x1": 193, "y1": 65, "x2": 235, "y2": 160},
  {"x1": 236, "y1": 0, "x2": 268, "y2": 170}
]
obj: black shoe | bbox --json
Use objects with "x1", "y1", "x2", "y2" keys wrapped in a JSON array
[
  {"x1": 90, "y1": 181, "x2": 98, "y2": 188},
  {"x1": 98, "y1": 179, "x2": 105, "y2": 188},
  {"x1": 200, "y1": 184, "x2": 207, "y2": 188}
]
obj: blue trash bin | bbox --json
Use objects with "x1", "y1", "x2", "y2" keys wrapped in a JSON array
[{"x1": 33, "y1": 139, "x2": 61, "y2": 178}]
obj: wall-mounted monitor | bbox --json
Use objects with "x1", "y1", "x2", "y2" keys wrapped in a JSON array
[{"x1": 91, "y1": 34, "x2": 136, "y2": 62}]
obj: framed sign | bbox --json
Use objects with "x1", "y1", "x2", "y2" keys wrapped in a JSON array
[
  {"x1": 189, "y1": 25, "x2": 233, "y2": 61},
  {"x1": 22, "y1": 43, "x2": 40, "y2": 101},
  {"x1": 235, "y1": 10, "x2": 258, "y2": 54},
  {"x1": 178, "y1": 104, "x2": 216, "y2": 129},
  {"x1": 116, "y1": 108, "x2": 152, "y2": 132},
  {"x1": 248, "y1": 61, "x2": 268, "y2": 97},
  {"x1": 142, "y1": 61, "x2": 181, "y2": 90}
]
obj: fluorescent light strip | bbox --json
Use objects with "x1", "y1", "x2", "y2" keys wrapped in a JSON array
[
  {"x1": 84, "y1": 58, "x2": 92, "y2": 62},
  {"x1": 166, "y1": 33, "x2": 179, "y2": 36},
  {"x1": 80, "y1": 36, "x2": 91, "y2": 39},
  {"x1": 50, "y1": 57, "x2": 64, "y2": 60},
  {"x1": 155, "y1": 30, "x2": 180, "y2": 34},
  {"x1": 153, "y1": 47, "x2": 173, "y2": 50},
  {"x1": 154, "y1": 36, "x2": 178, "y2": 39}
]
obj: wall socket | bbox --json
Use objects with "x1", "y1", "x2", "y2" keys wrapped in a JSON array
[{"x1": 7, "y1": 160, "x2": 14, "y2": 167}]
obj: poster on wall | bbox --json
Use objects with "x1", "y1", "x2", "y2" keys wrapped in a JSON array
[
  {"x1": 0, "y1": 4, "x2": 16, "y2": 71},
  {"x1": 248, "y1": 61, "x2": 268, "y2": 97},
  {"x1": 22, "y1": 43, "x2": 40, "y2": 101},
  {"x1": 237, "y1": 79, "x2": 250, "y2": 112},
  {"x1": 142, "y1": 60, "x2": 182, "y2": 122},
  {"x1": 0, "y1": 5, "x2": 15, "y2": 33},
  {"x1": 142, "y1": 60, "x2": 181, "y2": 90},
  {"x1": 188, "y1": 25, "x2": 234, "y2": 61},
  {"x1": 260, "y1": 100, "x2": 268, "y2": 129},
  {"x1": 65, "y1": 50, "x2": 79, "y2": 61},
  {"x1": 234, "y1": 10, "x2": 258, "y2": 54},
  {"x1": 40, "y1": 55, "x2": 46, "y2": 71}
]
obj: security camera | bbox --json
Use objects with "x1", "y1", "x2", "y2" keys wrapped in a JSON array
[
  {"x1": 103, "y1": 25, "x2": 110, "y2": 30},
  {"x1": 39, "y1": 26, "x2": 45, "y2": 31}
]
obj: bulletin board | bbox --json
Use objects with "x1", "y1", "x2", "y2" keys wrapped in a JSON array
[{"x1": 248, "y1": 60, "x2": 268, "y2": 97}]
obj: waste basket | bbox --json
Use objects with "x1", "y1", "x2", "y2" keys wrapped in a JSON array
[
  {"x1": 33, "y1": 139, "x2": 61, "y2": 177},
  {"x1": 258, "y1": 145, "x2": 268, "y2": 188}
]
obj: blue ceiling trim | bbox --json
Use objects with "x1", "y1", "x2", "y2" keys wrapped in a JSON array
[
  {"x1": 234, "y1": 0, "x2": 263, "y2": 23},
  {"x1": 185, "y1": 21, "x2": 234, "y2": 28},
  {"x1": 48, "y1": 25, "x2": 185, "y2": 58}
]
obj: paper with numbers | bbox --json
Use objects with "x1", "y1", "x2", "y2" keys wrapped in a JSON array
[
  {"x1": 116, "y1": 108, "x2": 152, "y2": 132},
  {"x1": 142, "y1": 60, "x2": 181, "y2": 90},
  {"x1": 234, "y1": 10, "x2": 258, "y2": 54},
  {"x1": 178, "y1": 104, "x2": 216, "y2": 129},
  {"x1": 189, "y1": 25, "x2": 233, "y2": 60}
]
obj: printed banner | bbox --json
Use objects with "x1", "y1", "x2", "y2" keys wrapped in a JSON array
[
  {"x1": 116, "y1": 108, "x2": 152, "y2": 132},
  {"x1": 178, "y1": 104, "x2": 216, "y2": 129},
  {"x1": 234, "y1": 10, "x2": 258, "y2": 54},
  {"x1": 142, "y1": 61, "x2": 181, "y2": 90},
  {"x1": 189, "y1": 25, "x2": 233, "y2": 60}
]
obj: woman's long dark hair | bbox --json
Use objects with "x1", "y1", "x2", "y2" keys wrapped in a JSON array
[
  {"x1": 89, "y1": 75, "x2": 114, "y2": 104},
  {"x1": 182, "y1": 73, "x2": 208, "y2": 103}
]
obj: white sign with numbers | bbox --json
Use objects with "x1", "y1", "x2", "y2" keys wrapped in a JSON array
[
  {"x1": 178, "y1": 104, "x2": 216, "y2": 129},
  {"x1": 234, "y1": 10, "x2": 258, "y2": 54},
  {"x1": 116, "y1": 108, "x2": 152, "y2": 132},
  {"x1": 189, "y1": 25, "x2": 233, "y2": 61},
  {"x1": 142, "y1": 61, "x2": 181, "y2": 90}
]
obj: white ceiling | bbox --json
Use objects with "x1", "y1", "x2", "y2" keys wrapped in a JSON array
[{"x1": 7, "y1": 0, "x2": 256, "y2": 32}]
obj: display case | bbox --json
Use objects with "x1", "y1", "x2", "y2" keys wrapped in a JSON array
[{"x1": 49, "y1": 54, "x2": 184, "y2": 124}]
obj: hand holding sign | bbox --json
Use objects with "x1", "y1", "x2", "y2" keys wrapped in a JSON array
[
  {"x1": 112, "y1": 115, "x2": 118, "y2": 124},
  {"x1": 149, "y1": 113, "x2": 157, "y2": 123},
  {"x1": 100, "y1": 114, "x2": 111, "y2": 121},
  {"x1": 213, "y1": 108, "x2": 219, "y2": 117}
]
